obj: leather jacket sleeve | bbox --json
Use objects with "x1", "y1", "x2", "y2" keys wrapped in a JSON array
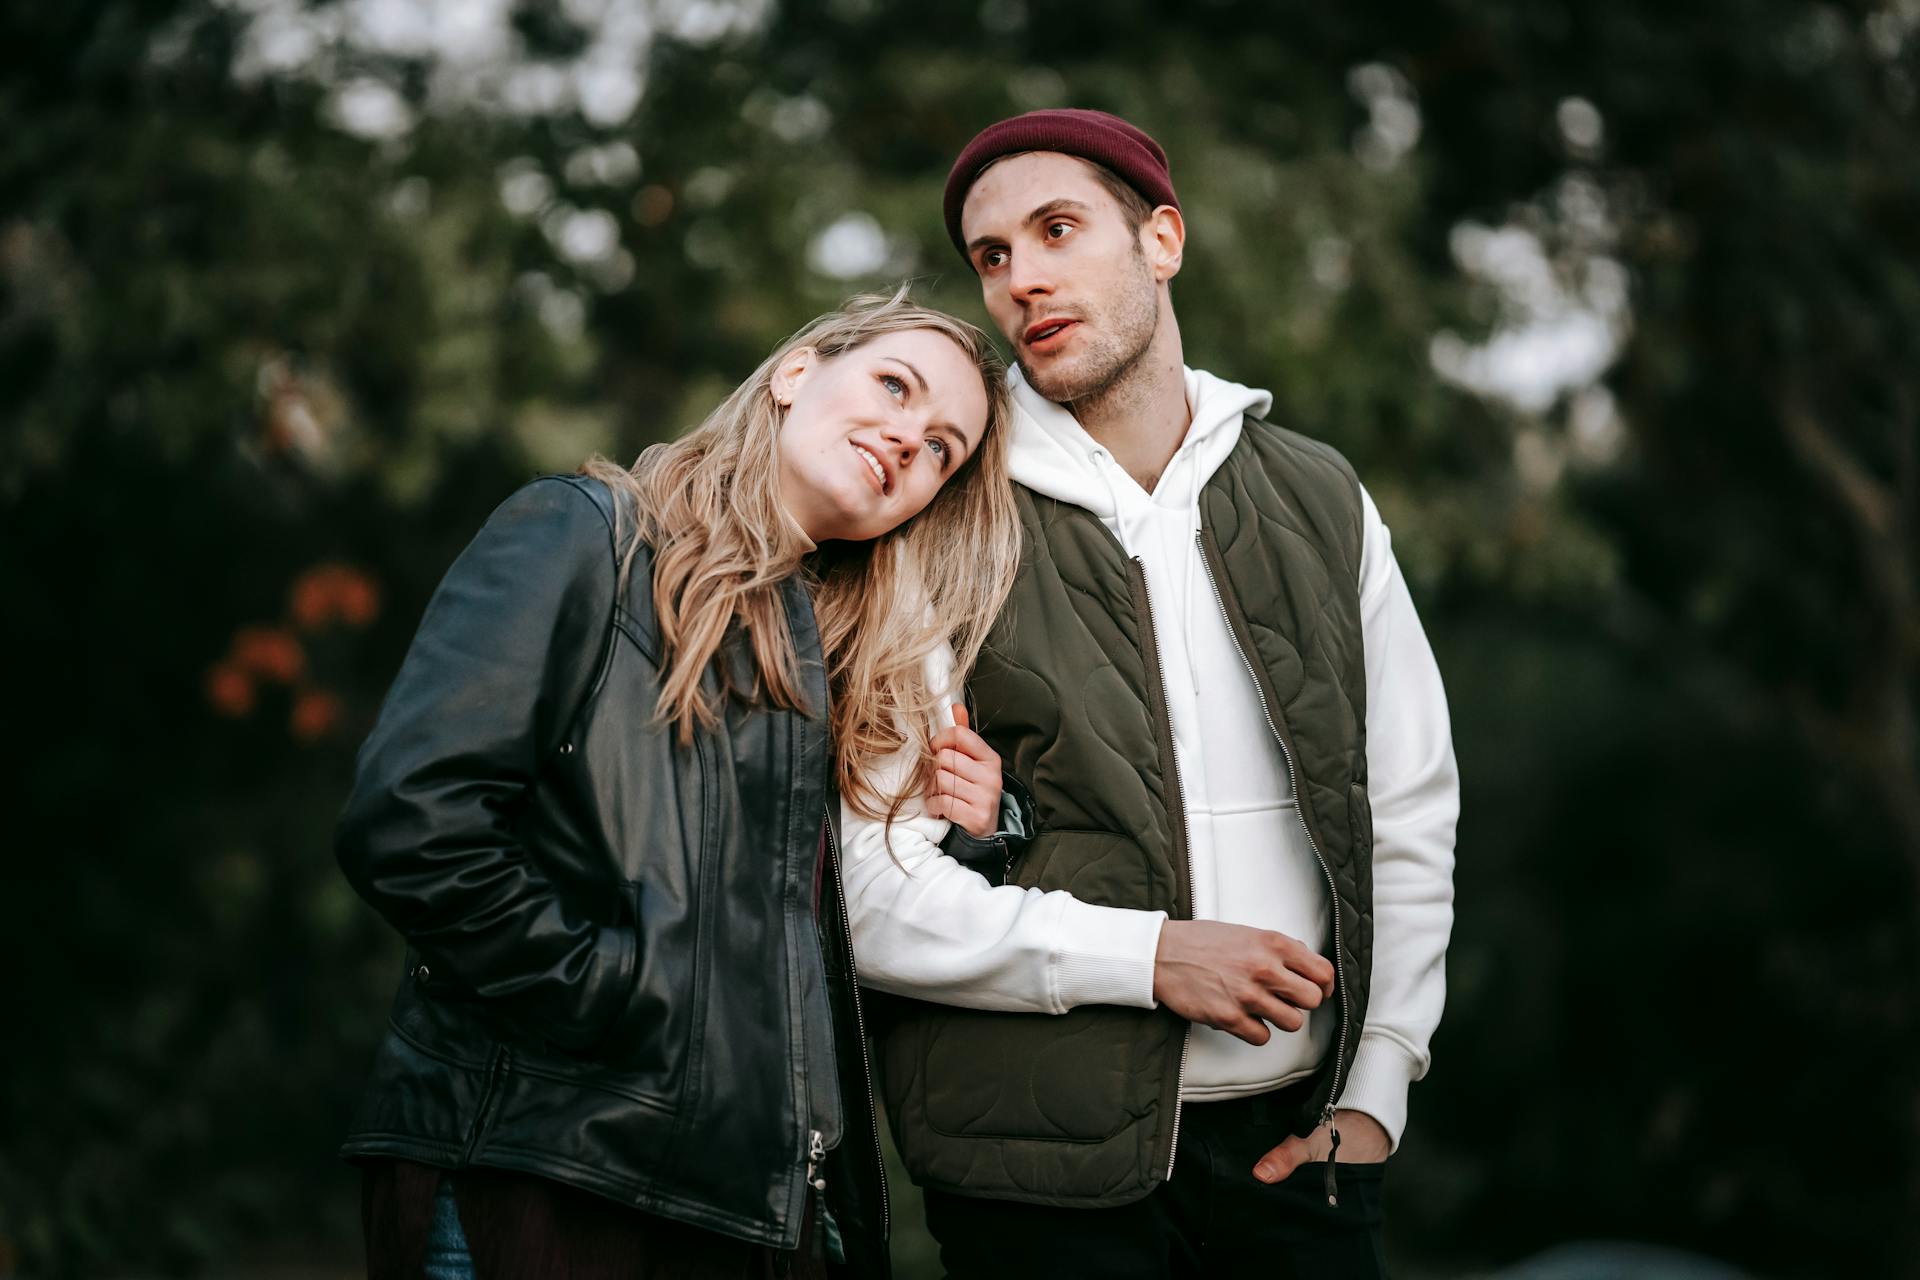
[{"x1": 335, "y1": 477, "x2": 635, "y2": 1053}]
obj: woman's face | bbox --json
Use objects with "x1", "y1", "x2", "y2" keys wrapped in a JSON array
[{"x1": 773, "y1": 328, "x2": 990, "y2": 545}]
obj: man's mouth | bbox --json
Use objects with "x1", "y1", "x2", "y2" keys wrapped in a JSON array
[
  {"x1": 851, "y1": 442, "x2": 891, "y2": 495},
  {"x1": 1024, "y1": 317, "x2": 1077, "y2": 349}
]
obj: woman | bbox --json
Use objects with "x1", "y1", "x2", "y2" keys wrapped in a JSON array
[{"x1": 335, "y1": 289, "x2": 1020, "y2": 1280}]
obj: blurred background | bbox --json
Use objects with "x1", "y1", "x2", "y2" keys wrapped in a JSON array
[{"x1": 3, "y1": 0, "x2": 1917, "y2": 1276}]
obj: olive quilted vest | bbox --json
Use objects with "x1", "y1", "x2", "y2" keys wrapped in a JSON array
[{"x1": 876, "y1": 415, "x2": 1373, "y2": 1207}]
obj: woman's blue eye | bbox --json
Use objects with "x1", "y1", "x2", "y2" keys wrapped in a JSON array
[
  {"x1": 928, "y1": 438, "x2": 947, "y2": 457},
  {"x1": 880, "y1": 374, "x2": 906, "y2": 397}
]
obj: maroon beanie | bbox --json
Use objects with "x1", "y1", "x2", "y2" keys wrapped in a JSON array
[{"x1": 942, "y1": 108, "x2": 1179, "y2": 259}]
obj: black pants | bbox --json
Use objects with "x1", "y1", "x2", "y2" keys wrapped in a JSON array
[{"x1": 922, "y1": 1086, "x2": 1388, "y2": 1280}]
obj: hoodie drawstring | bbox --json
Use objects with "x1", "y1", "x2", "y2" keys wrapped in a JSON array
[
  {"x1": 1089, "y1": 448, "x2": 1146, "y2": 558},
  {"x1": 1184, "y1": 441, "x2": 1206, "y2": 698},
  {"x1": 1093, "y1": 442, "x2": 1207, "y2": 703}
]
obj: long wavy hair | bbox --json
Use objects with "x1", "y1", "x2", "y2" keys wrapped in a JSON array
[{"x1": 582, "y1": 289, "x2": 1020, "y2": 821}]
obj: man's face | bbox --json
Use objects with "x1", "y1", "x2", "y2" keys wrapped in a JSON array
[{"x1": 959, "y1": 152, "x2": 1160, "y2": 404}]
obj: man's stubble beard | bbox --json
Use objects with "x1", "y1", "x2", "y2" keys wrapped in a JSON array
[{"x1": 1015, "y1": 245, "x2": 1160, "y2": 420}]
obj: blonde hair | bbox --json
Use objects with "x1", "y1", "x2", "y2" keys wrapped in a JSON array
[{"x1": 582, "y1": 289, "x2": 1020, "y2": 820}]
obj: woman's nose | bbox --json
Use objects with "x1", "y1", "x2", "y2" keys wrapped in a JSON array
[{"x1": 882, "y1": 421, "x2": 926, "y2": 463}]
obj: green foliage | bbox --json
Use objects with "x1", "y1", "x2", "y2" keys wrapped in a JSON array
[{"x1": 2, "y1": 0, "x2": 1915, "y2": 1275}]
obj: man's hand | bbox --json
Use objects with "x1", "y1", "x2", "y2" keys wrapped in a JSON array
[
  {"x1": 1252, "y1": 1110, "x2": 1390, "y2": 1183},
  {"x1": 925, "y1": 704, "x2": 1003, "y2": 839},
  {"x1": 1151, "y1": 920, "x2": 1335, "y2": 1044}
]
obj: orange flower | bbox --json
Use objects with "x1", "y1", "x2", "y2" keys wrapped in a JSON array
[
  {"x1": 291, "y1": 689, "x2": 343, "y2": 741},
  {"x1": 206, "y1": 663, "x2": 255, "y2": 718},
  {"x1": 335, "y1": 570, "x2": 380, "y2": 627},
  {"x1": 290, "y1": 572, "x2": 334, "y2": 630},
  {"x1": 289, "y1": 564, "x2": 381, "y2": 630},
  {"x1": 231, "y1": 626, "x2": 307, "y2": 683}
]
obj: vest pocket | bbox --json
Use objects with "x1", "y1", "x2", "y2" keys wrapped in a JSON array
[
  {"x1": 1005, "y1": 828, "x2": 1139, "y2": 896},
  {"x1": 916, "y1": 1004, "x2": 1146, "y2": 1143},
  {"x1": 905, "y1": 828, "x2": 1171, "y2": 1144}
]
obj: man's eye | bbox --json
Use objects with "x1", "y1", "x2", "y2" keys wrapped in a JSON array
[
  {"x1": 1046, "y1": 222, "x2": 1071, "y2": 239},
  {"x1": 981, "y1": 249, "x2": 1007, "y2": 268}
]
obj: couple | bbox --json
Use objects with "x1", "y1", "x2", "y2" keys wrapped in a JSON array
[{"x1": 336, "y1": 110, "x2": 1458, "y2": 1280}]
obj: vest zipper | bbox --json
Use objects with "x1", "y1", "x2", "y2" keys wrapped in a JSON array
[
  {"x1": 822, "y1": 809, "x2": 890, "y2": 1240},
  {"x1": 1128, "y1": 557, "x2": 1197, "y2": 1182},
  {"x1": 1194, "y1": 531, "x2": 1352, "y2": 1207},
  {"x1": 459, "y1": 1045, "x2": 510, "y2": 1165}
]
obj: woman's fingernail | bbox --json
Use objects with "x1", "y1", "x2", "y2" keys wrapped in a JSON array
[{"x1": 1254, "y1": 1163, "x2": 1277, "y2": 1182}]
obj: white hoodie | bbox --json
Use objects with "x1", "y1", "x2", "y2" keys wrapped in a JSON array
[{"x1": 839, "y1": 365, "x2": 1458, "y2": 1149}]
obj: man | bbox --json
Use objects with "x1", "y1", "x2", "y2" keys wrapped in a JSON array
[{"x1": 837, "y1": 109, "x2": 1458, "y2": 1278}]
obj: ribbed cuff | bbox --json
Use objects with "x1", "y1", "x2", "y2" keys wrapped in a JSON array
[
  {"x1": 1049, "y1": 899, "x2": 1165, "y2": 1012},
  {"x1": 1337, "y1": 1032, "x2": 1424, "y2": 1152}
]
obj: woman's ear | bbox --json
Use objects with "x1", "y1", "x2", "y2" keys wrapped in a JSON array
[{"x1": 770, "y1": 346, "x2": 818, "y2": 407}]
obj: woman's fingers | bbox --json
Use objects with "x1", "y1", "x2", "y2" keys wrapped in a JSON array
[
  {"x1": 936, "y1": 767, "x2": 993, "y2": 810},
  {"x1": 930, "y1": 708, "x2": 1001, "y2": 839},
  {"x1": 934, "y1": 746, "x2": 998, "y2": 787},
  {"x1": 934, "y1": 767, "x2": 994, "y2": 835},
  {"x1": 930, "y1": 724, "x2": 1000, "y2": 771}
]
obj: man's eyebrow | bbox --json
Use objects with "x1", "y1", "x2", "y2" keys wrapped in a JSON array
[
  {"x1": 964, "y1": 199, "x2": 1097, "y2": 254},
  {"x1": 1022, "y1": 198, "x2": 1094, "y2": 227}
]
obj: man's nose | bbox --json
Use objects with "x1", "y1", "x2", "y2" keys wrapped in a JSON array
[{"x1": 1006, "y1": 249, "x2": 1053, "y2": 300}]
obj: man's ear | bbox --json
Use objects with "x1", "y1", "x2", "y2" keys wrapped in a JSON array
[
  {"x1": 771, "y1": 346, "x2": 818, "y2": 406},
  {"x1": 1144, "y1": 206, "x2": 1186, "y2": 282}
]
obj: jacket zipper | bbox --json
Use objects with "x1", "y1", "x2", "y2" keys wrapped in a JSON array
[
  {"x1": 806, "y1": 1128, "x2": 827, "y2": 1191},
  {"x1": 1194, "y1": 531, "x2": 1352, "y2": 1207},
  {"x1": 1128, "y1": 557, "x2": 1197, "y2": 1182},
  {"x1": 459, "y1": 1045, "x2": 510, "y2": 1165},
  {"x1": 821, "y1": 809, "x2": 890, "y2": 1239}
]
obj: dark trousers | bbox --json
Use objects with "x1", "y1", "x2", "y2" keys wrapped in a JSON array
[
  {"x1": 362, "y1": 1160, "x2": 829, "y2": 1280},
  {"x1": 922, "y1": 1086, "x2": 1388, "y2": 1280}
]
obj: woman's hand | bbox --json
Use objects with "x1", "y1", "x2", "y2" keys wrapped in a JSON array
[{"x1": 925, "y1": 704, "x2": 1003, "y2": 839}]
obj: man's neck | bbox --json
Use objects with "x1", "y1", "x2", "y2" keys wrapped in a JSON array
[{"x1": 1064, "y1": 313, "x2": 1189, "y2": 493}]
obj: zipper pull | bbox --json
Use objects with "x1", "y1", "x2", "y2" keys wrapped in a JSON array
[
  {"x1": 806, "y1": 1128, "x2": 828, "y2": 1193},
  {"x1": 1321, "y1": 1105, "x2": 1341, "y2": 1207}
]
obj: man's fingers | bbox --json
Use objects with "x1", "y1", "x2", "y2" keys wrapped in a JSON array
[
  {"x1": 1267, "y1": 935, "x2": 1336, "y2": 999},
  {"x1": 1220, "y1": 1013, "x2": 1272, "y2": 1046},
  {"x1": 1260, "y1": 966, "x2": 1324, "y2": 1013},
  {"x1": 1253, "y1": 1135, "x2": 1312, "y2": 1184},
  {"x1": 1245, "y1": 990, "x2": 1306, "y2": 1034},
  {"x1": 1295, "y1": 950, "x2": 1337, "y2": 999}
]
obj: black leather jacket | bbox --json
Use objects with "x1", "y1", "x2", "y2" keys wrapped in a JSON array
[{"x1": 335, "y1": 476, "x2": 888, "y2": 1275}]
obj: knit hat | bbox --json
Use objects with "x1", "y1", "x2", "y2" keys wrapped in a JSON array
[{"x1": 942, "y1": 108, "x2": 1179, "y2": 259}]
